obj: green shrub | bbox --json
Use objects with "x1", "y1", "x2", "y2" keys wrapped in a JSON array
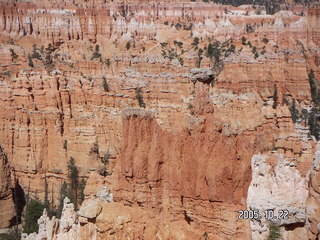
[
  {"x1": 192, "y1": 37, "x2": 200, "y2": 49},
  {"x1": 102, "y1": 76, "x2": 109, "y2": 92},
  {"x1": 188, "y1": 103, "x2": 194, "y2": 115},
  {"x1": 178, "y1": 57, "x2": 184, "y2": 66},
  {"x1": 126, "y1": 41, "x2": 131, "y2": 50},
  {"x1": 196, "y1": 48, "x2": 204, "y2": 68},
  {"x1": 91, "y1": 45, "x2": 102, "y2": 60},
  {"x1": 0, "y1": 230, "x2": 21, "y2": 240},
  {"x1": 103, "y1": 58, "x2": 111, "y2": 67},
  {"x1": 31, "y1": 45, "x2": 42, "y2": 60},
  {"x1": 23, "y1": 199, "x2": 45, "y2": 234},
  {"x1": 174, "y1": 23, "x2": 182, "y2": 30},
  {"x1": 241, "y1": 36, "x2": 247, "y2": 45},
  {"x1": 262, "y1": 37, "x2": 269, "y2": 44},
  {"x1": 27, "y1": 54, "x2": 34, "y2": 68},
  {"x1": 173, "y1": 40, "x2": 183, "y2": 49},
  {"x1": 211, "y1": 79, "x2": 215, "y2": 87},
  {"x1": 267, "y1": 222, "x2": 281, "y2": 240},
  {"x1": 246, "y1": 24, "x2": 254, "y2": 33},
  {"x1": 252, "y1": 46, "x2": 257, "y2": 53},
  {"x1": 9, "y1": 49, "x2": 18, "y2": 61}
]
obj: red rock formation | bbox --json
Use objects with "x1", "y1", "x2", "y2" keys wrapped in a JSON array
[
  {"x1": 0, "y1": 145, "x2": 15, "y2": 228},
  {"x1": 0, "y1": 1, "x2": 319, "y2": 239}
]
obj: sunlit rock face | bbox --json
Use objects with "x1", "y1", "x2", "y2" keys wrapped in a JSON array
[
  {"x1": 248, "y1": 154, "x2": 309, "y2": 240},
  {"x1": 0, "y1": 0, "x2": 320, "y2": 239}
]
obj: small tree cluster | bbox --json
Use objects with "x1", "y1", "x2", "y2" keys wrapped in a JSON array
[
  {"x1": 31, "y1": 44, "x2": 42, "y2": 60},
  {"x1": 29, "y1": 44, "x2": 55, "y2": 71},
  {"x1": 43, "y1": 44, "x2": 55, "y2": 71},
  {"x1": 161, "y1": 41, "x2": 185, "y2": 66},
  {"x1": 10, "y1": 49, "x2": 19, "y2": 61},
  {"x1": 204, "y1": 39, "x2": 236, "y2": 85},
  {"x1": 0, "y1": 229, "x2": 21, "y2": 240},
  {"x1": 252, "y1": 46, "x2": 259, "y2": 59},
  {"x1": 91, "y1": 45, "x2": 102, "y2": 60},
  {"x1": 204, "y1": 0, "x2": 282, "y2": 14},
  {"x1": 262, "y1": 37, "x2": 269, "y2": 44},
  {"x1": 174, "y1": 23, "x2": 182, "y2": 30},
  {"x1": 246, "y1": 24, "x2": 254, "y2": 33},
  {"x1": 205, "y1": 40, "x2": 235, "y2": 62}
]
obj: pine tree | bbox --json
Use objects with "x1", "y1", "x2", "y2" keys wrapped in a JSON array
[
  {"x1": 126, "y1": 41, "x2": 131, "y2": 50},
  {"x1": 289, "y1": 100, "x2": 299, "y2": 123},
  {"x1": 23, "y1": 199, "x2": 45, "y2": 234},
  {"x1": 57, "y1": 181, "x2": 69, "y2": 218},
  {"x1": 272, "y1": 85, "x2": 278, "y2": 109},
  {"x1": 308, "y1": 69, "x2": 319, "y2": 104},
  {"x1": 135, "y1": 88, "x2": 146, "y2": 108},
  {"x1": 44, "y1": 178, "x2": 49, "y2": 211},
  {"x1": 31, "y1": 44, "x2": 41, "y2": 60},
  {"x1": 10, "y1": 49, "x2": 19, "y2": 61},
  {"x1": 67, "y1": 157, "x2": 79, "y2": 209},
  {"x1": 91, "y1": 45, "x2": 102, "y2": 60},
  {"x1": 43, "y1": 43, "x2": 55, "y2": 71},
  {"x1": 78, "y1": 178, "x2": 86, "y2": 205},
  {"x1": 308, "y1": 109, "x2": 320, "y2": 140},
  {"x1": 27, "y1": 54, "x2": 34, "y2": 68},
  {"x1": 102, "y1": 76, "x2": 109, "y2": 92}
]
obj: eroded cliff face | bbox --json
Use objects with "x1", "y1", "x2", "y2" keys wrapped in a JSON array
[
  {"x1": 0, "y1": 1, "x2": 320, "y2": 239},
  {"x1": 0, "y1": 145, "x2": 15, "y2": 230}
]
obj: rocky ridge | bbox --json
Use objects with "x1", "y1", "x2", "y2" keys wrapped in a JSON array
[{"x1": 0, "y1": 1, "x2": 319, "y2": 239}]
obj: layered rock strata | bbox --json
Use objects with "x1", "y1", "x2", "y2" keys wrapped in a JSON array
[{"x1": 0, "y1": 1, "x2": 319, "y2": 239}]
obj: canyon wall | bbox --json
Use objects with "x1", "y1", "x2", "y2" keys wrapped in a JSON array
[{"x1": 0, "y1": 1, "x2": 320, "y2": 239}]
